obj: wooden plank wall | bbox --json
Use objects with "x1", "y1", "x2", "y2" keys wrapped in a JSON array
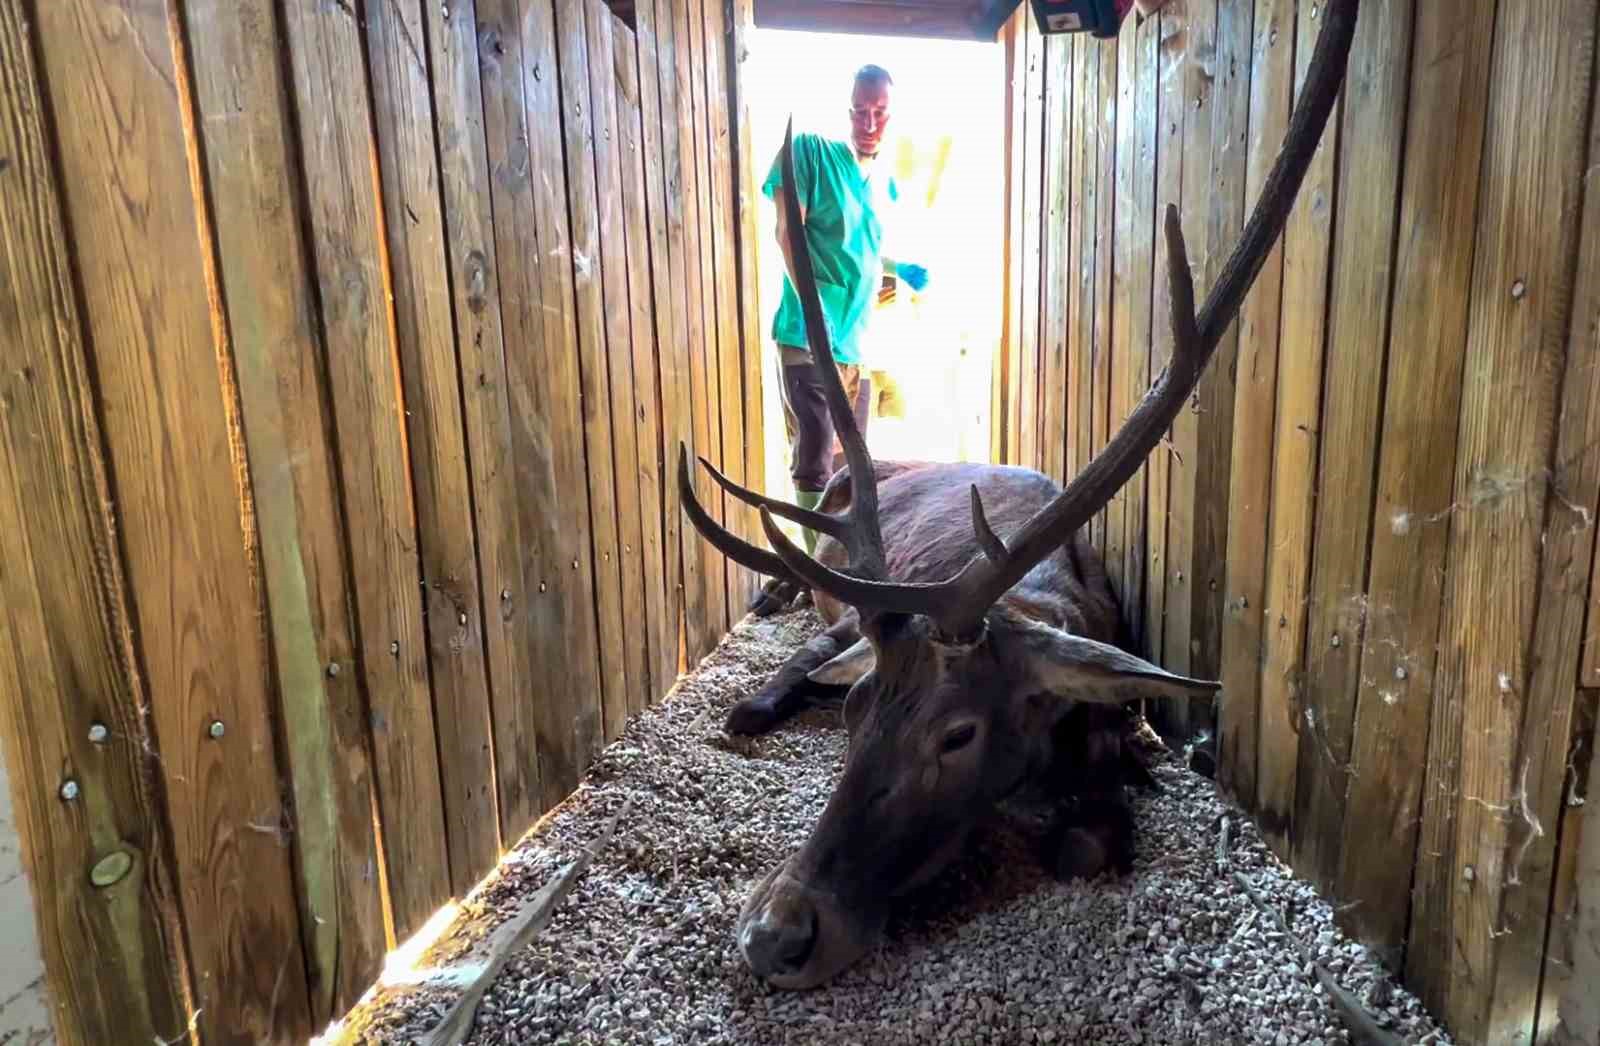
[
  {"x1": 997, "y1": 1, "x2": 1600, "y2": 1042},
  {"x1": 0, "y1": 0, "x2": 763, "y2": 1042}
]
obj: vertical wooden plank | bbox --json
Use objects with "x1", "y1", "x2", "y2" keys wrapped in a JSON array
[
  {"x1": 1407, "y1": 3, "x2": 1597, "y2": 1036},
  {"x1": 1483, "y1": 34, "x2": 1600, "y2": 1041},
  {"x1": 423, "y1": 0, "x2": 547, "y2": 840},
  {"x1": 1548, "y1": 689, "x2": 1598, "y2": 1043},
  {"x1": 638, "y1": 0, "x2": 689, "y2": 684},
  {"x1": 1018, "y1": 6, "x2": 1045, "y2": 472},
  {"x1": 1335, "y1": 0, "x2": 1496, "y2": 964},
  {"x1": 364, "y1": 0, "x2": 501, "y2": 892},
  {"x1": 700, "y1": 0, "x2": 752, "y2": 619},
  {"x1": 478, "y1": 0, "x2": 607, "y2": 811},
  {"x1": 1000, "y1": 10, "x2": 1026, "y2": 466},
  {"x1": 730, "y1": 0, "x2": 767, "y2": 623},
  {"x1": 675, "y1": 0, "x2": 730, "y2": 656},
  {"x1": 183, "y1": 0, "x2": 388, "y2": 1019},
  {"x1": 656, "y1": 0, "x2": 713, "y2": 666},
  {"x1": 1162, "y1": 0, "x2": 1217, "y2": 737},
  {"x1": 553, "y1": 0, "x2": 629, "y2": 757},
  {"x1": 1114, "y1": 16, "x2": 1157, "y2": 652},
  {"x1": 1254, "y1": 0, "x2": 1342, "y2": 858},
  {"x1": 31, "y1": 1, "x2": 314, "y2": 1039},
  {"x1": 1091, "y1": 30, "x2": 1117, "y2": 557},
  {"x1": 0, "y1": 7, "x2": 191, "y2": 1040},
  {"x1": 1191, "y1": 0, "x2": 1249, "y2": 692},
  {"x1": 1040, "y1": 34, "x2": 1072, "y2": 486},
  {"x1": 1145, "y1": 4, "x2": 1185, "y2": 682},
  {"x1": 1217, "y1": 0, "x2": 1293, "y2": 809},
  {"x1": 1106, "y1": 20, "x2": 1136, "y2": 618},
  {"x1": 614, "y1": 19, "x2": 670, "y2": 714},
  {"x1": 1065, "y1": 35, "x2": 1092, "y2": 486},
  {"x1": 583, "y1": 0, "x2": 650, "y2": 738},
  {"x1": 280, "y1": 0, "x2": 451, "y2": 936},
  {"x1": 1290, "y1": 0, "x2": 1414, "y2": 891}
]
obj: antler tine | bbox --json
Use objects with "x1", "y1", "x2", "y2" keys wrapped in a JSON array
[
  {"x1": 696, "y1": 452, "x2": 850, "y2": 539},
  {"x1": 677, "y1": 444, "x2": 802, "y2": 584},
  {"x1": 929, "y1": 0, "x2": 1361, "y2": 640}
]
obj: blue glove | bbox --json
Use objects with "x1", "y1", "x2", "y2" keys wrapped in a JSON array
[{"x1": 894, "y1": 261, "x2": 929, "y2": 293}]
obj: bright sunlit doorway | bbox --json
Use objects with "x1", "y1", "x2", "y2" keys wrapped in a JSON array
[{"x1": 741, "y1": 27, "x2": 1005, "y2": 540}]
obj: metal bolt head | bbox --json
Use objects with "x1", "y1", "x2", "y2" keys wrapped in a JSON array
[
  {"x1": 390, "y1": 641, "x2": 401, "y2": 656},
  {"x1": 1330, "y1": 633, "x2": 1342, "y2": 648},
  {"x1": 501, "y1": 588, "x2": 512, "y2": 601},
  {"x1": 539, "y1": 582, "x2": 548, "y2": 593},
  {"x1": 88, "y1": 723, "x2": 110, "y2": 745},
  {"x1": 1463, "y1": 865, "x2": 1475, "y2": 882},
  {"x1": 60, "y1": 779, "x2": 80, "y2": 801},
  {"x1": 458, "y1": 612, "x2": 468, "y2": 627},
  {"x1": 326, "y1": 661, "x2": 341, "y2": 678},
  {"x1": 1510, "y1": 279, "x2": 1527, "y2": 299},
  {"x1": 208, "y1": 720, "x2": 226, "y2": 740},
  {"x1": 1395, "y1": 665, "x2": 1408, "y2": 681}
]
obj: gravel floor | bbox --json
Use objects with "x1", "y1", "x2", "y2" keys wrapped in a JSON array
[{"x1": 334, "y1": 607, "x2": 1455, "y2": 1046}]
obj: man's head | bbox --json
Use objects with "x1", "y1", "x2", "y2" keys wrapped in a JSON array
[{"x1": 849, "y1": 65, "x2": 893, "y2": 159}]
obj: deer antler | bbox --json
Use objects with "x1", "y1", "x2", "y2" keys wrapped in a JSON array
[{"x1": 680, "y1": 0, "x2": 1358, "y2": 640}]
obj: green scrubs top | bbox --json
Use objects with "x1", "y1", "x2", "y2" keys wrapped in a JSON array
[{"x1": 761, "y1": 132, "x2": 898, "y2": 365}]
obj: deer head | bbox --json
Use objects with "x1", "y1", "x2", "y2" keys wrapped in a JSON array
[{"x1": 680, "y1": 0, "x2": 1359, "y2": 990}]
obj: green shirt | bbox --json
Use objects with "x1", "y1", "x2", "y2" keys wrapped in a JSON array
[{"x1": 761, "y1": 132, "x2": 898, "y2": 365}]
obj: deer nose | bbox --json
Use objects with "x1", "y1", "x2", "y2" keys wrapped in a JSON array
[{"x1": 739, "y1": 904, "x2": 817, "y2": 979}]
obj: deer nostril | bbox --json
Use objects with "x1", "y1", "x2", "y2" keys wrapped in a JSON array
[
  {"x1": 742, "y1": 906, "x2": 817, "y2": 976},
  {"x1": 868, "y1": 785, "x2": 890, "y2": 807}
]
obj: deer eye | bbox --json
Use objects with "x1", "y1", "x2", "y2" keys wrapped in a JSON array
[{"x1": 941, "y1": 723, "x2": 977, "y2": 753}]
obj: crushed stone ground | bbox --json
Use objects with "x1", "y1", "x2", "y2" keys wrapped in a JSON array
[{"x1": 332, "y1": 607, "x2": 1454, "y2": 1046}]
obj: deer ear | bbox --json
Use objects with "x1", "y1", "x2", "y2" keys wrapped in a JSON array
[
  {"x1": 808, "y1": 636, "x2": 875, "y2": 685},
  {"x1": 1013, "y1": 620, "x2": 1220, "y2": 704}
]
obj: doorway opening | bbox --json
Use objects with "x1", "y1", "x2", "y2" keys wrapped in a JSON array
[{"x1": 741, "y1": 27, "x2": 1006, "y2": 539}]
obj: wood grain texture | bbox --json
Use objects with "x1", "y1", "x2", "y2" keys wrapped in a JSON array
[
  {"x1": 1163, "y1": 0, "x2": 1217, "y2": 736},
  {"x1": 731, "y1": 0, "x2": 769, "y2": 630},
  {"x1": 364, "y1": 0, "x2": 501, "y2": 893},
  {"x1": 1065, "y1": 35, "x2": 1093, "y2": 492},
  {"x1": 0, "y1": 7, "x2": 191, "y2": 1041},
  {"x1": 1216, "y1": 0, "x2": 1292, "y2": 808},
  {"x1": 1122, "y1": 16, "x2": 1158, "y2": 651},
  {"x1": 1290, "y1": 0, "x2": 1413, "y2": 892},
  {"x1": 480, "y1": 0, "x2": 607, "y2": 813},
  {"x1": 699, "y1": 0, "x2": 754, "y2": 620},
  {"x1": 1106, "y1": 21, "x2": 1136, "y2": 619},
  {"x1": 675, "y1": 0, "x2": 730, "y2": 654},
  {"x1": 583, "y1": 0, "x2": 650, "y2": 739},
  {"x1": 655, "y1": 0, "x2": 713, "y2": 665},
  {"x1": 1406, "y1": 3, "x2": 1597, "y2": 1036},
  {"x1": 31, "y1": 1, "x2": 314, "y2": 1039},
  {"x1": 1040, "y1": 33, "x2": 1071, "y2": 487},
  {"x1": 182, "y1": 0, "x2": 388, "y2": 1020},
  {"x1": 639, "y1": 0, "x2": 690, "y2": 684},
  {"x1": 1253, "y1": 0, "x2": 1341, "y2": 858},
  {"x1": 1190, "y1": 0, "x2": 1247, "y2": 692},
  {"x1": 422, "y1": 0, "x2": 543, "y2": 842},
  {"x1": 1091, "y1": 31, "x2": 1117, "y2": 559},
  {"x1": 279, "y1": 0, "x2": 451, "y2": 938},
  {"x1": 613, "y1": 19, "x2": 670, "y2": 715},
  {"x1": 1145, "y1": 5, "x2": 1185, "y2": 683},
  {"x1": 1000, "y1": 10, "x2": 1025, "y2": 464},
  {"x1": 1482, "y1": 20, "x2": 1600, "y2": 1040},
  {"x1": 1018, "y1": 4, "x2": 1044, "y2": 472},
  {"x1": 554, "y1": 0, "x2": 628, "y2": 765},
  {"x1": 1334, "y1": 0, "x2": 1496, "y2": 967},
  {"x1": 1552, "y1": 688, "x2": 1598, "y2": 1043}
]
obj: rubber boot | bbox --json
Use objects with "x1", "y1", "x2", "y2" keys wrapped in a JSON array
[{"x1": 796, "y1": 489, "x2": 823, "y2": 555}]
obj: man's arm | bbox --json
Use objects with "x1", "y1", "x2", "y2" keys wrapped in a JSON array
[{"x1": 771, "y1": 183, "x2": 807, "y2": 297}]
